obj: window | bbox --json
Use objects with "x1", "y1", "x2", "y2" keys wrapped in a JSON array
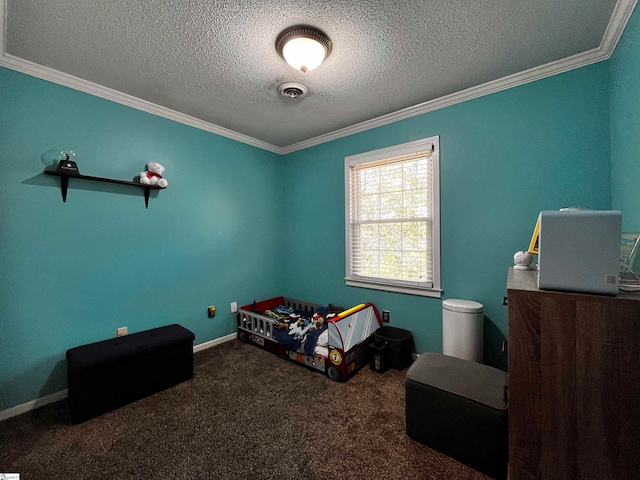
[{"x1": 345, "y1": 136, "x2": 441, "y2": 297}]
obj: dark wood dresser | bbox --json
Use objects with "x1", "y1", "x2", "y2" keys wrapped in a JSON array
[{"x1": 507, "y1": 267, "x2": 640, "y2": 480}]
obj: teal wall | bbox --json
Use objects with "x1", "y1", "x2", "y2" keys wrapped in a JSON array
[
  {"x1": 0, "y1": 67, "x2": 283, "y2": 410},
  {"x1": 281, "y1": 62, "x2": 612, "y2": 370},
  {"x1": 4, "y1": 7, "x2": 638, "y2": 410},
  {"x1": 611, "y1": 4, "x2": 640, "y2": 230}
]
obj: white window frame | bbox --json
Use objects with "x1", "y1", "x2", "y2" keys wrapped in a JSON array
[{"x1": 344, "y1": 136, "x2": 441, "y2": 298}]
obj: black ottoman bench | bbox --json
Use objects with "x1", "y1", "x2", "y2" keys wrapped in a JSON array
[
  {"x1": 66, "y1": 324, "x2": 195, "y2": 424},
  {"x1": 405, "y1": 352, "x2": 509, "y2": 480}
]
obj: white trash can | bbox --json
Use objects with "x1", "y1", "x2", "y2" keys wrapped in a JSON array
[{"x1": 442, "y1": 299, "x2": 484, "y2": 363}]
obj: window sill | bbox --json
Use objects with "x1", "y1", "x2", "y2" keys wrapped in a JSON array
[{"x1": 345, "y1": 279, "x2": 442, "y2": 298}]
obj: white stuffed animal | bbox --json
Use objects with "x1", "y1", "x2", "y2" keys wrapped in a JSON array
[
  {"x1": 513, "y1": 250, "x2": 534, "y2": 270},
  {"x1": 139, "y1": 162, "x2": 168, "y2": 188}
]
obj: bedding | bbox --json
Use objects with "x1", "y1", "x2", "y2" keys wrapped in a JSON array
[
  {"x1": 260, "y1": 304, "x2": 332, "y2": 356},
  {"x1": 237, "y1": 296, "x2": 382, "y2": 381}
]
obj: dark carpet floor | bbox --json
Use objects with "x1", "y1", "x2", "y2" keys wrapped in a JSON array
[{"x1": 0, "y1": 340, "x2": 490, "y2": 479}]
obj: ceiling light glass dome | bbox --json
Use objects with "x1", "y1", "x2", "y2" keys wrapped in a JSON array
[{"x1": 276, "y1": 26, "x2": 332, "y2": 73}]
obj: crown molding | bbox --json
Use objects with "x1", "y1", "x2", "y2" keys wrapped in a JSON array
[
  {"x1": 281, "y1": 0, "x2": 637, "y2": 155},
  {"x1": 280, "y1": 48, "x2": 606, "y2": 154},
  {"x1": 1, "y1": 0, "x2": 636, "y2": 156},
  {"x1": 0, "y1": 0, "x2": 283, "y2": 154},
  {"x1": 0, "y1": 53, "x2": 284, "y2": 154},
  {"x1": 602, "y1": 0, "x2": 638, "y2": 56}
]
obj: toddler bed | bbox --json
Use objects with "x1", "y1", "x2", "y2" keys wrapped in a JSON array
[{"x1": 237, "y1": 297, "x2": 382, "y2": 381}]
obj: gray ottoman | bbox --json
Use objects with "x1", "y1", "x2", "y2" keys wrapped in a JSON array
[{"x1": 405, "y1": 352, "x2": 508, "y2": 480}]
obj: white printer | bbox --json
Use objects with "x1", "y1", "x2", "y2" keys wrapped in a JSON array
[{"x1": 535, "y1": 209, "x2": 622, "y2": 295}]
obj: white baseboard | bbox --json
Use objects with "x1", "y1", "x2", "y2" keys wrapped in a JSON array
[
  {"x1": 193, "y1": 332, "x2": 237, "y2": 353},
  {"x1": 0, "y1": 389, "x2": 69, "y2": 422},
  {"x1": 0, "y1": 333, "x2": 238, "y2": 422}
]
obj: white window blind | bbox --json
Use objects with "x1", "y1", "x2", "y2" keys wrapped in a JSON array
[{"x1": 345, "y1": 137, "x2": 441, "y2": 297}]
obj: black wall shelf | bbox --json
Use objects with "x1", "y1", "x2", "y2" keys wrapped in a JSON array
[{"x1": 44, "y1": 170, "x2": 162, "y2": 208}]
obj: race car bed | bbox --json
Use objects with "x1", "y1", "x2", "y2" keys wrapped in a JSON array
[{"x1": 237, "y1": 297, "x2": 382, "y2": 381}]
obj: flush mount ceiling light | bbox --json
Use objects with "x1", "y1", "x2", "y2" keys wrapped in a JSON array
[{"x1": 276, "y1": 25, "x2": 332, "y2": 73}]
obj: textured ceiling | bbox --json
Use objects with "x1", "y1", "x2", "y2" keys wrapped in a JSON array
[{"x1": 4, "y1": 0, "x2": 621, "y2": 149}]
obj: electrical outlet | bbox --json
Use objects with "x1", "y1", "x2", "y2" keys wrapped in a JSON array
[
  {"x1": 382, "y1": 310, "x2": 390, "y2": 323},
  {"x1": 208, "y1": 306, "x2": 217, "y2": 318},
  {"x1": 117, "y1": 327, "x2": 128, "y2": 337},
  {"x1": 231, "y1": 302, "x2": 238, "y2": 313}
]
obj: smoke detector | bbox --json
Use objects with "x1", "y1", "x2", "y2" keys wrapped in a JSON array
[{"x1": 278, "y1": 82, "x2": 308, "y2": 99}]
